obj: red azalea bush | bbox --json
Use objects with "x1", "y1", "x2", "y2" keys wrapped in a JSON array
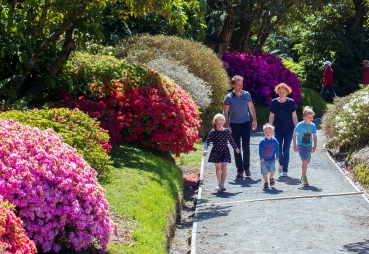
[
  {"x1": 0, "y1": 119, "x2": 113, "y2": 252},
  {"x1": 0, "y1": 198, "x2": 37, "y2": 254},
  {"x1": 60, "y1": 52, "x2": 201, "y2": 156},
  {"x1": 222, "y1": 51, "x2": 302, "y2": 105}
]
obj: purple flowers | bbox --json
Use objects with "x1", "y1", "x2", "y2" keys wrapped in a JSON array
[
  {"x1": 223, "y1": 51, "x2": 302, "y2": 105},
  {"x1": 0, "y1": 119, "x2": 113, "y2": 252}
]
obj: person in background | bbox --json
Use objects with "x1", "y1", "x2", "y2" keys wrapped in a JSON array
[
  {"x1": 223, "y1": 75, "x2": 257, "y2": 178},
  {"x1": 362, "y1": 60, "x2": 369, "y2": 88},
  {"x1": 269, "y1": 83, "x2": 298, "y2": 177},
  {"x1": 321, "y1": 60, "x2": 337, "y2": 100},
  {"x1": 203, "y1": 113, "x2": 240, "y2": 192}
]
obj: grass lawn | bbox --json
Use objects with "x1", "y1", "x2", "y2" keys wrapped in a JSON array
[{"x1": 102, "y1": 144, "x2": 183, "y2": 254}]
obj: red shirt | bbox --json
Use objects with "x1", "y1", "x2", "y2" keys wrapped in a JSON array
[
  {"x1": 322, "y1": 67, "x2": 333, "y2": 86},
  {"x1": 363, "y1": 67, "x2": 369, "y2": 85}
]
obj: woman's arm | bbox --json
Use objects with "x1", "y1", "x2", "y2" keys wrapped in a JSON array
[
  {"x1": 292, "y1": 111, "x2": 298, "y2": 127},
  {"x1": 269, "y1": 113, "x2": 275, "y2": 125}
]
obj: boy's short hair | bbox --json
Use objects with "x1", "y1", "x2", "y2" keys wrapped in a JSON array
[
  {"x1": 303, "y1": 106, "x2": 315, "y2": 117},
  {"x1": 263, "y1": 123, "x2": 275, "y2": 131},
  {"x1": 212, "y1": 113, "x2": 225, "y2": 128}
]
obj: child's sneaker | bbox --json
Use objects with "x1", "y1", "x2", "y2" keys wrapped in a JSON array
[
  {"x1": 278, "y1": 168, "x2": 283, "y2": 174},
  {"x1": 215, "y1": 185, "x2": 221, "y2": 192},
  {"x1": 220, "y1": 185, "x2": 226, "y2": 192},
  {"x1": 263, "y1": 182, "x2": 269, "y2": 189},
  {"x1": 301, "y1": 176, "x2": 309, "y2": 185}
]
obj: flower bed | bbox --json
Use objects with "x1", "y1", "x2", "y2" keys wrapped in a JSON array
[{"x1": 0, "y1": 119, "x2": 113, "y2": 252}]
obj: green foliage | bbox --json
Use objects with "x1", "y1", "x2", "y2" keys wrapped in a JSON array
[
  {"x1": 350, "y1": 146, "x2": 369, "y2": 187},
  {"x1": 297, "y1": 88, "x2": 326, "y2": 119},
  {"x1": 0, "y1": 0, "x2": 108, "y2": 106},
  {"x1": 283, "y1": 59, "x2": 307, "y2": 86},
  {"x1": 268, "y1": 2, "x2": 369, "y2": 96},
  {"x1": 0, "y1": 108, "x2": 113, "y2": 182},
  {"x1": 254, "y1": 105, "x2": 270, "y2": 126},
  {"x1": 103, "y1": 144, "x2": 183, "y2": 253}
]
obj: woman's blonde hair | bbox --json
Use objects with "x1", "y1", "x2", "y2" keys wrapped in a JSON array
[
  {"x1": 303, "y1": 106, "x2": 315, "y2": 117},
  {"x1": 212, "y1": 113, "x2": 225, "y2": 128},
  {"x1": 274, "y1": 83, "x2": 292, "y2": 95}
]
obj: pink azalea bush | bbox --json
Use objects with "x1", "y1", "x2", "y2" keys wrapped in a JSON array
[
  {"x1": 0, "y1": 198, "x2": 37, "y2": 254},
  {"x1": 0, "y1": 119, "x2": 113, "y2": 252},
  {"x1": 222, "y1": 51, "x2": 302, "y2": 105}
]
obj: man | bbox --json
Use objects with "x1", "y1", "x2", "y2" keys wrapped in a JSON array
[
  {"x1": 321, "y1": 60, "x2": 337, "y2": 101},
  {"x1": 223, "y1": 75, "x2": 257, "y2": 178},
  {"x1": 362, "y1": 60, "x2": 369, "y2": 88}
]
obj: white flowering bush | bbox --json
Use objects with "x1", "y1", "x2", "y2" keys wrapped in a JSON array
[
  {"x1": 323, "y1": 87, "x2": 369, "y2": 153},
  {"x1": 334, "y1": 88, "x2": 369, "y2": 151},
  {"x1": 145, "y1": 56, "x2": 212, "y2": 109},
  {"x1": 0, "y1": 119, "x2": 112, "y2": 252}
]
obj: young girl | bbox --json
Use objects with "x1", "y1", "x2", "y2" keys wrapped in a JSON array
[
  {"x1": 293, "y1": 106, "x2": 318, "y2": 185},
  {"x1": 203, "y1": 113, "x2": 240, "y2": 192}
]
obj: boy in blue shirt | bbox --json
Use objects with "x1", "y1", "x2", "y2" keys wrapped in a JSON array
[
  {"x1": 293, "y1": 106, "x2": 318, "y2": 185},
  {"x1": 259, "y1": 123, "x2": 279, "y2": 189}
]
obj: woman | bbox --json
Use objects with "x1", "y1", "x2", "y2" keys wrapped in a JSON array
[{"x1": 269, "y1": 83, "x2": 298, "y2": 177}]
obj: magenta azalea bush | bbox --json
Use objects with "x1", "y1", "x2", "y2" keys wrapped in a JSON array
[
  {"x1": 0, "y1": 198, "x2": 37, "y2": 254},
  {"x1": 0, "y1": 119, "x2": 113, "y2": 252},
  {"x1": 222, "y1": 51, "x2": 302, "y2": 105}
]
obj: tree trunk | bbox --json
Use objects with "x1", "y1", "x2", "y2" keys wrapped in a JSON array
[
  {"x1": 49, "y1": 29, "x2": 76, "y2": 76},
  {"x1": 218, "y1": 9, "x2": 235, "y2": 53}
]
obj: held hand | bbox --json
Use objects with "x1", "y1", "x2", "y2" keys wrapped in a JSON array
[
  {"x1": 227, "y1": 126, "x2": 232, "y2": 134},
  {"x1": 260, "y1": 158, "x2": 264, "y2": 162},
  {"x1": 203, "y1": 150, "x2": 207, "y2": 156},
  {"x1": 252, "y1": 121, "x2": 257, "y2": 131},
  {"x1": 275, "y1": 157, "x2": 279, "y2": 161},
  {"x1": 235, "y1": 148, "x2": 240, "y2": 154},
  {"x1": 293, "y1": 146, "x2": 298, "y2": 152}
]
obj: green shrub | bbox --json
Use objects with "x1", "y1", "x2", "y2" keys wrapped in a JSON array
[
  {"x1": 254, "y1": 105, "x2": 270, "y2": 127},
  {"x1": 297, "y1": 88, "x2": 326, "y2": 119},
  {"x1": 322, "y1": 87, "x2": 369, "y2": 154},
  {"x1": 0, "y1": 108, "x2": 113, "y2": 183},
  {"x1": 350, "y1": 146, "x2": 369, "y2": 187},
  {"x1": 115, "y1": 34, "x2": 230, "y2": 113}
]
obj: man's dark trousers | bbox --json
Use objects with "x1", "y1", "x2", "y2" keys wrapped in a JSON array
[{"x1": 230, "y1": 122, "x2": 250, "y2": 174}]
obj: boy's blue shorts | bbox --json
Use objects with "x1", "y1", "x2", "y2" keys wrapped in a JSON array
[
  {"x1": 298, "y1": 146, "x2": 312, "y2": 162},
  {"x1": 260, "y1": 160, "x2": 276, "y2": 175}
]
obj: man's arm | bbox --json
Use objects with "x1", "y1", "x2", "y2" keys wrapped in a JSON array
[
  {"x1": 248, "y1": 101, "x2": 257, "y2": 130},
  {"x1": 223, "y1": 104, "x2": 231, "y2": 131}
]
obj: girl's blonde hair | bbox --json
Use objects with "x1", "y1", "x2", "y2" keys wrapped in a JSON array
[
  {"x1": 274, "y1": 83, "x2": 292, "y2": 95},
  {"x1": 212, "y1": 113, "x2": 225, "y2": 128},
  {"x1": 263, "y1": 123, "x2": 275, "y2": 132},
  {"x1": 303, "y1": 106, "x2": 315, "y2": 117}
]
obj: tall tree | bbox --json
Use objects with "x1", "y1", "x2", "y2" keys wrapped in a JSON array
[
  {"x1": 207, "y1": 0, "x2": 335, "y2": 52},
  {"x1": 0, "y1": 0, "x2": 204, "y2": 107}
]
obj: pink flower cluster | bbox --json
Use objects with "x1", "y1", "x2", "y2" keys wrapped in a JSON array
[
  {"x1": 0, "y1": 197, "x2": 37, "y2": 254},
  {"x1": 0, "y1": 119, "x2": 113, "y2": 252},
  {"x1": 223, "y1": 51, "x2": 302, "y2": 105}
]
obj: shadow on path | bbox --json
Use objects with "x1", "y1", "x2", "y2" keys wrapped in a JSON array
[{"x1": 342, "y1": 239, "x2": 369, "y2": 253}]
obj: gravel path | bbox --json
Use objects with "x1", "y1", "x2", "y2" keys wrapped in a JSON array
[{"x1": 191, "y1": 120, "x2": 369, "y2": 254}]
